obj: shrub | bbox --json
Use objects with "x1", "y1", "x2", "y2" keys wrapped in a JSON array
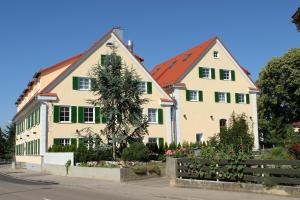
[
  {"x1": 169, "y1": 142, "x2": 177, "y2": 150},
  {"x1": 158, "y1": 138, "x2": 164, "y2": 154},
  {"x1": 262, "y1": 147, "x2": 290, "y2": 160},
  {"x1": 147, "y1": 163, "x2": 161, "y2": 175},
  {"x1": 132, "y1": 165, "x2": 147, "y2": 175},
  {"x1": 146, "y1": 143, "x2": 159, "y2": 154},
  {"x1": 121, "y1": 142, "x2": 150, "y2": 162},
  {"x1": 164, "y1": 142, "x2": 169, "y2": 151}
]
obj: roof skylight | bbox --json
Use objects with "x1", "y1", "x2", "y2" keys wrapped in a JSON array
[{"x1": 183, "y1": 53, "x2": 192, "y2": 61}]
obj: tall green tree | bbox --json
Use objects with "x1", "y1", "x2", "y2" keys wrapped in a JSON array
[
  {"x1": 89, "y1": 51, "x2": 149, "y2": 160},
  {"x1": 257, "y1": 48, "x2": 300, "y2": 147},
  {"x1": 0, "y1": 127, "x2": 8, "y2": 158}
]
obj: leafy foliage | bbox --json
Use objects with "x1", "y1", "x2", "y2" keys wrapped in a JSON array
[
  {"x1": 218, "y1": 113, "x2": 254, "y2": 154},
  {"x1": 257, "y1": 49, "x2": 300, "y2": 147},
  {"x1": 121, "y1": 142, "x2": 150, "y2": 162},
  {"x1": 0, "y1": 124, "x2": 15, "y2": 160},
  {"x1": 89, "y1": 51, "x2": 149, "y2": 160}
]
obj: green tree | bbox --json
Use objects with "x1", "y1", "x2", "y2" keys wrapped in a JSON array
[
  {"x1": 219, "y1": 113, "x2": 254, "y2": 154},
  {"x1": 0, "y1": 127, "x2": 8, "y2": 158},
  {"x1": 89, "y1": 51, "x2": 149, "y2": 160},
  {"x1": 257, "y1": 49, "x2": 300, "y2": 147}
]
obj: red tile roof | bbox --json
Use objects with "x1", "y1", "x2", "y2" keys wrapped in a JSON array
[
  {"x1": 151, "y1": 36, "x2": 253, "y2": 88},
  {"x1": 151, "y1": 36, "x2": 217, "y2": 87}
]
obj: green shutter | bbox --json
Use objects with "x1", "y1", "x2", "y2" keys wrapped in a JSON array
[
  {"x1": 79, "y1": 138, "x2": 84, "y2": 147},
  {"x1": 246, "y1": 94, "x2": 250, "y2": 104},
  {"x1": 91, "y1": 78, "x2": 96, "y2": 89},
  {"x1": 78, "y1": 107, "x2": 84, "y2": 123},
  {"x1": 198, "y1": 91, "x2": 203, "y2": 102},
  {"x1": 215, "y1": 92, "x2": 219, "y2": 102},
  {"x1": 71, "y1": 138, "x2": 77, "y2": 146},
  {"x1": 38, "y1": 139, "x2": 40, "y2": 155},
  {"x1": 102, "y1": 115, "x2": 107, "y2": 124},
  {"x1": 71, "y1": 106, "x2": 77, "y2": 123},
  {"x1": 186, "y1": 90, "x2": 190, "y2": 101},
  {"x1": 147, "y1": 82, "x2": 152, "y2": 94},
  {"x1": 53, "y1": 105, "x2": 60, "y2": 123},
  {"x1": 95, "y1": 107, "x2": 101, "y2": 123},
  {"x1": 34, "y1": 140, "x2": 37, "y2": 155},
  {"x1": 72, "y1": 77, "x2": 79, "y2": 90},
  {"x1": 37, "y1": 108, "x2": 40, "y2": 124},
  {"x1": 227, "y1": 93, "x2": 231, "y2": 103},
  {"x1": 199, "y1": 67, "x2": 203, "y2": 78},
  {"x1": 54, "y1": 138, "x2": 60, "y2": 145},
  {"x1": 235, "y1": 93, "x2": 239, "y2": 103},
  {"x1": 211, "y1": 68, "x2": 215, "y2": 79},
  {"x1": 231, "y1": 70, "x2": 235, "y2": 81},
  {"x1": 220, "y1": 69, "x2": 224, "y2": 80},
  {"x1": 101, "y1": 55, "x2": 107, "y2": 65},
  {"x1": 158, "y1": 109, "x2": 163, "y2": 124}
]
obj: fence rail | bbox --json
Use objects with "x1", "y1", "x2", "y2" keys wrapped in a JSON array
[{"x1": 176, "y1": 158, "x2": 300, "y2": 186}]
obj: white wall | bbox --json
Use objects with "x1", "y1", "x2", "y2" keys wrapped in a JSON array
[{"x1": 43, "y1": 152, "x2": 74, "y2": 166}]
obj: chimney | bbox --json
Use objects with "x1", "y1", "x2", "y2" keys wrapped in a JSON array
[
  {"x1": 128, "y1": 40, "x2": 133, "y2": 52},
  {"x1": 112, "y1": 26, "x2": 124, "y2": 41}
]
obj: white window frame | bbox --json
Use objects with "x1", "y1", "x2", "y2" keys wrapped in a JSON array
[
  {"x1": 189, "y1": 90, "x2": 199, "y2": 101},
  {"x1": 148, "y1": 108, "x2": 158, "y2": 124},
  {"x1": 137, "y1": 81, "x2": 147, "y2": 93},
  {"x1": 202, "y1": 67, "x2": 211, "y2": 79},
  {"x1": 84, "y1": 107, "x2": 95, "y2": 123},
  {"x1": 218, "y1": 92, "x2": 227, "y2": 103},
  {"x1": 213, "y1": 51, "x2": 219, "y2": 59},
  {"x1": 238, "y1": 93, "x2": 246, "y2": 104},
  {"x1": 223, "y1": 69, "x2": 231, "y2": 80},
  {"x1": 60, "y1": 138, "x2": 71, "y2": 146},
  {"x1": 59, "y1": 106, "x2": 71, "y2": 123},
  {"x1": 79, "y1": 77, "x2": 91, "y2": 91}
]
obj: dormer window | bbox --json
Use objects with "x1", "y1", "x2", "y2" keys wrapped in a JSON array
[{"x1": 213, "y1": 51, "x2": 219, "y2": 59}]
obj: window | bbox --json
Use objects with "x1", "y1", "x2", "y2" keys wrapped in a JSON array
[
  {"x1": 148, "y1": 108, "x2": 157, "y2": 123},
  {"x1": 202, "y1": 68, "x2": 210, "y2": 78},
  {"x1": 196, "y1": 133, "x2": 203, "y2": 143},
  {"x1": 237, "y1": 93, "x2": 246, "y2": 103},
  {"x1": 148, "y1": 137, "x2": 157, "y2": 144},
  {"x1": 213, "y1": 51, "x2": 219, "y2": 58},
  {"x1": 218, "y1": 92, "x2": 226, "y2": 103},
  {"x1": 79, "y1": 78, "x2": 91, "y2": 90},
  {"x1": 137, "y1": 81, "x2": 146, "y2": 93},
  {"x1": 220, "y1": 119, "x2": 227, "y2": 131},
  {"x1": 59, "y1": 106, "x2": 70, "y2": 122},
  {"x1": 189, "y1": 90, "x2": 198, "y2": 101},
  {"x1": 223, "y1": 70, "x2": 230, "y2": 80},
  {"x1": 168, "y1": 60, "x2": 177, "y2": 69},
  {"x1": 59, "y1": 139, "x2": 71, "y2": 146},
  {"x1": 84, "y1": 107, "x2": 94, "y2": 123}
]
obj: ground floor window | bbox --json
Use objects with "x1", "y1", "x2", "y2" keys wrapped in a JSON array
[
  {"x1": 84, "y1": 107, "x2": 94, "y2": 123},
  {"x1": 59, "y1": 138, "x2": 71, "y2": 146},
  {"x1": 196, "y1": 133, "x2": 203, "y2": 143},
  {"x1": 148, "y1": 137, "x2": 157, "y2": 144},
  {"x1": 219, "y1": 119, "x2": 227, "y2": 131}
]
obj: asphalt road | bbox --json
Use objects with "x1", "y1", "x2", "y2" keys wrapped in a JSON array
[{"x1": 0, "y1": 171, "x2": 298, "y2": 200}]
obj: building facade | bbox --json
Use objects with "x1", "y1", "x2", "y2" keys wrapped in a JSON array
[
  {"x1": 13, "y1": 28, "x2": 173, "y2": 165},
  {"x1": 151, "y1": 36, "x2": 259, "y2": 150},
  {"x1": 13, "y1": 29, "x2": 260, "y2": 166}
]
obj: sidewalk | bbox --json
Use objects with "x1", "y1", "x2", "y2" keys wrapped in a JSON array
[{"x1": 0, "y1": 166, "x2": 297, "y2": 200}]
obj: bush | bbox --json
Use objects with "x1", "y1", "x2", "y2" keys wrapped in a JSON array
[
  {"x1": 261, "y1": 147, "x2": 290, "y2": 160},
  {"x1": 132, "y1": 165, "x2": 147, "y2": 175},
  {"x1": 147, "y1": 163, "x2": 161, "y2": 175},
  {"x1": 169, "y1": 142, "x2": 177, "y2": 150},
  {"x1": 49, "y1": 144, "x2": 76, "y2": 152},
  {"x1": 121, "y1": 142, "x2": 150, "y2": 162}
]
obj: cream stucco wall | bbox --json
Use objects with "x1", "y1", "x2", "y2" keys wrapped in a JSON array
[
  {"x1": 174, "y1": 40, "x2": 256, "y2": 143},
  {"x1": 46, "y1": 34, "x2": 171, "y2": 148},
  {"x1": 16, "y1": 155, "x2": 41, "y2": 164}
]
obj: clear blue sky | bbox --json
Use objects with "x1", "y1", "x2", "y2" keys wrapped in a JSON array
[{"x1": 0, "y1": 0, "x2": 298, "y2": 128}]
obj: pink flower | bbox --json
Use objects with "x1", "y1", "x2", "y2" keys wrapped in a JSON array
[{"x1": 165, "y1": 150, "x2": 174, "y2": 156}]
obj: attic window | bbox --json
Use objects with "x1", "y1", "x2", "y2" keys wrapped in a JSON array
[
  {"x1": 183, "y1": 53, "x2": 192, "y2": 61},
  {"x1": 213, "y1": 51, "x2": 219, "y2": 59},
  {"x1": 168, "y1": 60, "x2": 177, "y2": 69}
]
